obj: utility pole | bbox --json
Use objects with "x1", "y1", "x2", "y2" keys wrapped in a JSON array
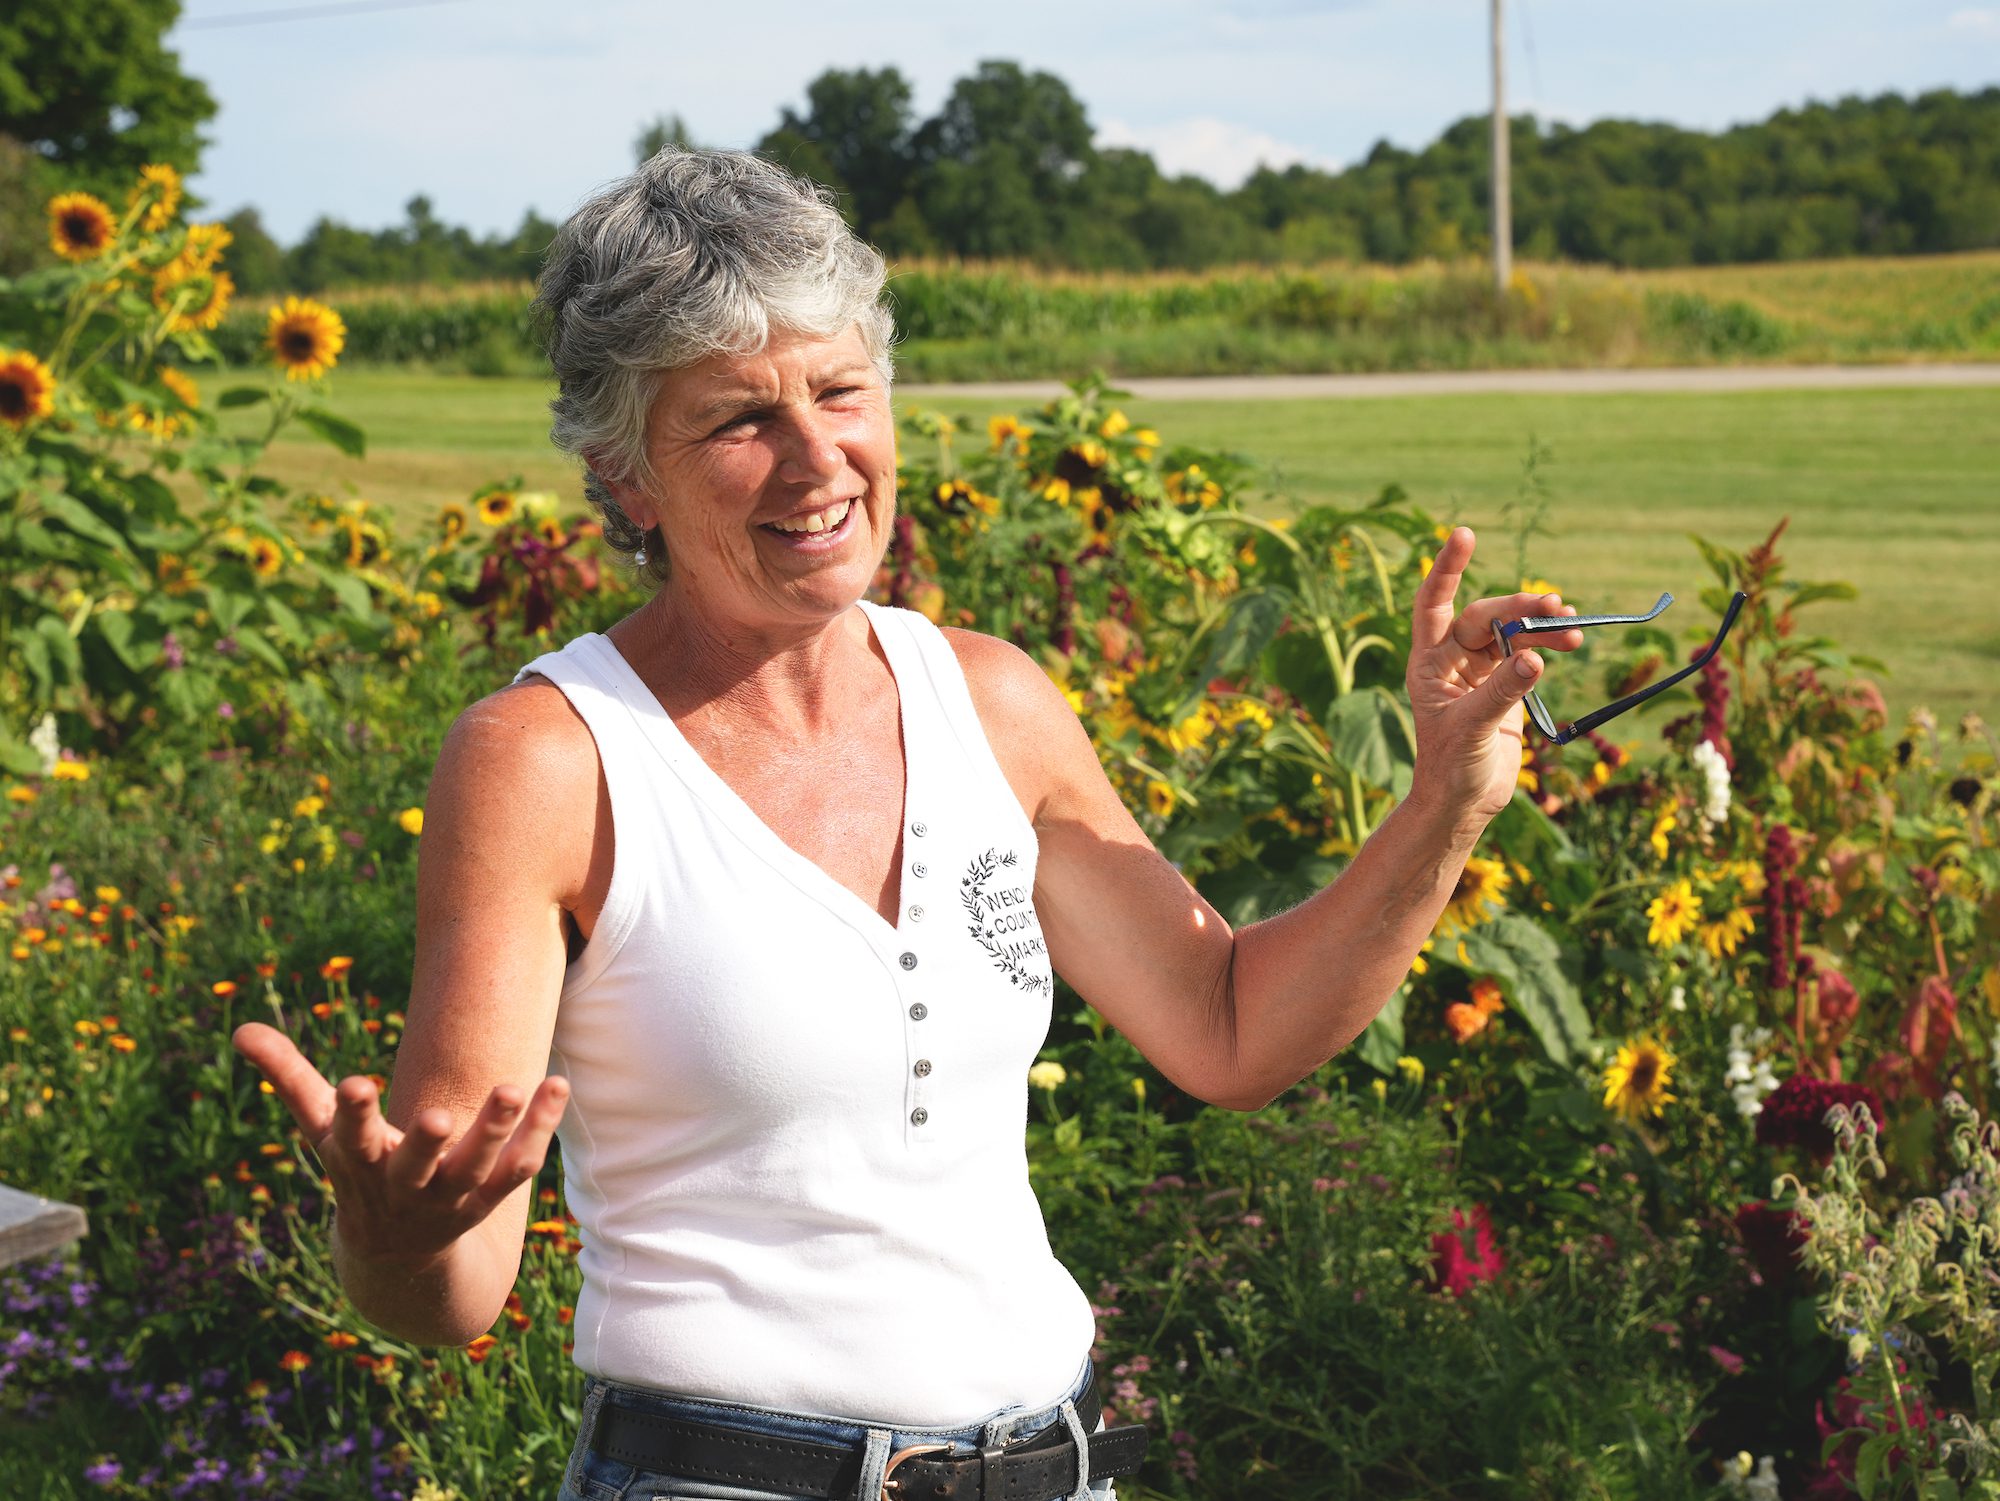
[{"x1": 1491, "y1": 0, "x2": 1512, "y2": 295}]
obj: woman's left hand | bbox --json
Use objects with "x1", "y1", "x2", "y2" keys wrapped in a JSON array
[{"x1": 1404, "y1": 526, "x2": 1584, "y2": 825}]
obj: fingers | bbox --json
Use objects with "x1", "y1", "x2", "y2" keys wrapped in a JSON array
[
  {"x1": 1478, "y1": 644, "x2": 1543, "y2": 725},
  {"x1": 232, "y1": 1022, "x2": 338, "y2": 1140},
  {"x1": 1412, "y1": 526, "x2": 1477, "y2": 651},
  {"x1": 1452, "y1": 592, "x2": 1583, "y2": 656},
  {"x1": 431, "y1": 1077, "x2": 572, "y2": 1209}
]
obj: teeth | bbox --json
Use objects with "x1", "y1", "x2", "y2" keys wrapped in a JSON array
[{"x1": 769, "y1": 499, "x2": 852, "y2": 535}]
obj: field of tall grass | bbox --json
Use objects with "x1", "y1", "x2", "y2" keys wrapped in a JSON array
[{"x1": 214, "y1": 252, "x2": 2000, "y2": 379}]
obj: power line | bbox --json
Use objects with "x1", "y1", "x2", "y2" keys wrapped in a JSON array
[{"x1": 180, "y1": 0, "x2": 473, "y2": 30}]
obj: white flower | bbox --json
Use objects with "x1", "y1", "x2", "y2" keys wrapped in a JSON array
[
  {"x1": 1725, "y1": 1024, "x2": 1779, "y2": 1119},
  {"x1": 1721, "y1": 1452, "x2": 1781, "y2": 1501},
  {"x1": 1668, "y1": 985, "x2": 1687, "y2": 1012},
  {"x1": 1691, "y1": 739, "x2": 1731, "y2": 831},
  {"x1": 28, "y1": 713, "x2": 60, "y2": 777},
  {"x1": 1027, "y1": 1061, "x2": 1067, "y2": 1091}
]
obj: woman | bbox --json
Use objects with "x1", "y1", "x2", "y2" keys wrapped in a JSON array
[{"x1": 232, "y1": 148, "x2": 1580, "y2": 1501}]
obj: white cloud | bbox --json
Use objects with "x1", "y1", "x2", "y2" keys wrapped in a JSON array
[
  {"x1": 1095, "y1": 116, "x2": 1343, "y2": 188},
  {"x1": 1947, "y1": 6, "x2": 2000, "y2": 33}
]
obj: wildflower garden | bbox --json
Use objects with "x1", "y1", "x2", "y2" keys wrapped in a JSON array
[{"x1": 3, "y1": 170, "x2": 1998, "y2": 1501}]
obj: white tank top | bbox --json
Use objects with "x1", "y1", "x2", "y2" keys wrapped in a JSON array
[{"x1": 513, "y1": 599, "x2": 1096, "y2": 1426}]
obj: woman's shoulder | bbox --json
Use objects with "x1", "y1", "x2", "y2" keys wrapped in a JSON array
[
  {"x1": 437, "y1": 674, "x2": 600, "y2": 804},
  {"x1": 934, "y1": 625, "x2": 1080, "y2": 785}
]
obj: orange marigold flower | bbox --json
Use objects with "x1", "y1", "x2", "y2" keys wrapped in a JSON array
[
  {"x1": 212, "y1": 980, "x2": 238, "y2": 998},
  {"x1": 109, "y1": 1035, "x2": 137, "y2": 1052},
  {"x1": 1469, "y1": 978, "x2": 1506, "y2": 1016},
  {"x1": 557, "y1": 1305, "x2": 574, "y2": 1325},
  {"x1": 1443, "y1": 1003, "x2": 1490, "y2": 1043},
  {"x1": 319, "y1": 955, "x2": 354, "y2": 980},
  {"x1": 324, "y1": 1331, "x2": 359, "y2": 1349},
  {"x1": 278, "y1": 1350, "x2": 312, "y2": 1373},
  {"x1": 465, "y1": 1335, "x2": 499, "y2": 1364}
]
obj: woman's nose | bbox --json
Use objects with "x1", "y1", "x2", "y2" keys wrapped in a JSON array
[{"x1": 776, "y1": 408, "x2": 845, "y2": 486}]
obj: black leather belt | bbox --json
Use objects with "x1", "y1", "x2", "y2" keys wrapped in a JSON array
[{"x1": 588, "y1": 1366, "x2": 1150, "y2": 1501}]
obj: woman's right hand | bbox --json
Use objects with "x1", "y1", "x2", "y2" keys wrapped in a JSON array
[{"x1": 231, "y1": 1020, "x2": 571, "y2": 1268}]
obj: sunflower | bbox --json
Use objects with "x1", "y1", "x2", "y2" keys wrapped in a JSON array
[
  {"x1": 0, "y1": 350, "x2": 57, "y2": 429},
  {"x1": 132, "y1": 164, "x2": 183, "y2": 232},
  {"x1": 1437, "y1": 855, "x2": 1512, "y2": 936},
  {"x1": 988, "y1": 414, "x2": 1030, "y2": 452},
  {"x1": 153, "y1": 263, "x2": 234, "y2": 334},
  {"x1": 246, "y1": 538, "x2": 284, "y2": 577},
  {"x1": 266, "y1": 297, "x2": 347, "y2": 381},
  {"x1": 1145, "y1": 780, "x2": 1176, "y2": 818},
  {"x1": 1602, "y1": 1037, "x2": 1676, "y2": 1123},
  {"x1": 48, "y1": 193, "x2": 116, "y2": 261},
  {"x1": 1698, "y1": 906, "x2": 1757, "y2": 960},
  {"x1": 181, "y1": 222, "x2": 233, "y2": 271},
  {"x1": 477, "y1": 491, "x2": 517, "y2": 526},
  {"x1": 1646, "y1": 879, "x2": 1703, "y2": 949},
  {"x1": 535, "y1": 516, "x2": 566, "y2": 546},
  {"x1": 157, "y1": 366, "x2": 199, "y2": 410},
  {"x1": 438, "y1": 502, "x2": 469, "y2": 540}
]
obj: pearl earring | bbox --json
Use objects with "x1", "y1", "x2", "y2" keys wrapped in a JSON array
[{"x1": 634, "y1": 544, "x2": 648, "y2": 567}]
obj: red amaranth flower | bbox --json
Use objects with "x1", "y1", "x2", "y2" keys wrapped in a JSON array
[
  {"x1": 1733, "y1": 1201, "x2": 1809, "y2": 1290},
  {"x1": 1694, "y1": 648, "x2": 1733, "y2": 770},
  {"x1": 1763, "y1": 825, "x2": 1803, "y2": 992},
  {"x1": 1428, "y1": 1204, "x2": 1504, "y2": 1296},
  {"x1": 1754, "y1": 1075, "x2": 1884, "y2": 1158}
]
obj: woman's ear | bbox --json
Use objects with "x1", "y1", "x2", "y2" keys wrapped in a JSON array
[{"x1": 588, "y1": 455, "x2": 659, "y2": 535}]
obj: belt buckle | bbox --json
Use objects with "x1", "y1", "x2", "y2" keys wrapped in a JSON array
[{"x1": 880, "y1": 1442, "x2": 951, "y2": 1501}]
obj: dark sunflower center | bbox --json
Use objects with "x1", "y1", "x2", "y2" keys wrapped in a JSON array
[
  {"x1": 62, "y1": 211, "x2": 101, "y2": 244},
  {"x1": 0, "y1": 378, "x2": 26, "y2": 419},
  {"x1": 1629, "y1": 1055, "x2": 1658, "y2": 1093},
  {"x1": 281, "y1": 328, "x2": 318, "y2": 359}
]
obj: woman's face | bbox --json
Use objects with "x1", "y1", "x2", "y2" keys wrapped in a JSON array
[{"x1": 616, "y1": 322, "x2": 897, "y2": 633}]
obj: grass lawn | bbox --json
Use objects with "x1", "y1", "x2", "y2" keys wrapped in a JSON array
[{"x1": 218, "y1": 369, "x2": 1998, "y2": 725}]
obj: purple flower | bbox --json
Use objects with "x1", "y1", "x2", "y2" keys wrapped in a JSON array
[
  {"x1": 163, "y1": 631, "x2": 186, "y2": 670},
  {"x1": 217, "y1": 702, "x2": 235, "y2": 720},
  {"x1": 157, "y1": 1381, "x2": 192, "y2": 1412},
  {"x1": 214, "y1": 635, "x2": 239, "y2": 657},
  {"x1": 69, "y1": 1279, "x2": 95, "y2": 1307},
  {"x1": 83, "y1": 1458, "x2": 122, "y2": 1487}
]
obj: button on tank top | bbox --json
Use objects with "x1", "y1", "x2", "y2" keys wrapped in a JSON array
[{"x1": 512, "y1": 599, "x2": 1095, "y2": 1426}]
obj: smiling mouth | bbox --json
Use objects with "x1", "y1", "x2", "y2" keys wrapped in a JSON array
[{"x1": 761, "y1": 497, "x2": 856, "y2": 539}]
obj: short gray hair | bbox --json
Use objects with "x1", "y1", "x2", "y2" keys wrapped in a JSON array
[{"x1": 533, "y1": 147, "x2": 896, "y2": 576}]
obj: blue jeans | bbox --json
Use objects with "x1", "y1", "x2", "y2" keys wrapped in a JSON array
[{"x1": 557, "y1": 1353, "x2": 1118, "y2": 1501}]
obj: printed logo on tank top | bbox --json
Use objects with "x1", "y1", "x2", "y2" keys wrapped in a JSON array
[{"x1": 959, "y1": 848, "x2": 1051, "y2": 997}]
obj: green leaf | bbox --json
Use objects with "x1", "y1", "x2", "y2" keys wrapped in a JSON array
[
  {"x1": 1687, "y1": 534, "x2": 1738, "y2": 590},
  {"x1": 1856, "y1": 1431, "x2": 1893, "y2": 1499},
  {"x1": 1196, "y1": 589, "x2": 1287, "y2": 686},
  {"x1": 320, "y1": 569, "x2": 377, "y2": 622},
  {"x1": 1355, "y1": 988, "x2": 1406, "y2": 1074},
  {"x1": 262, "y1": 594, "x2": 306, "y2": 645},
  {"x1": 204, "y1": 584, "x2": 254, "y2": 637},
  {"x1": 93, "y1": 610, "x2": 156, "y2": 674},
  {"x1": 16, "y1": 628, "x2": 51, "y2": 695},
  {"x1": 231, "y1": 629, "x2": 287, "y2": 675},
  {"x1": 38, "y1": 489, "x2": 132, "y2": 555},
  {"x1": 295, "y1": 405, "x2": 367, "y2": 458},
  {"x1": 1457, "y1": 914, "x2": 1593, "y2": 1066},
  {"x1": 1788, "y1": 580, "x2": 1858, "y2": 610},
  {"x1": 1321, "y1": 686, "x2": 1413, "y2": 789},
  {"x1": 217, "y1": 386, "x2": 270, "y2": 409},
  {"x1": 36, "y1": 614, "x2": 82, "y2": 677},
  {"x1": 0, "y1": 730, "x2": 43, "y2": 778}
]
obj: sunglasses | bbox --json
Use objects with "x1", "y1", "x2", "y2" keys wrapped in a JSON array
[{"x1": 1497, "y1": 590, "x2": 1749, "y2": 746}]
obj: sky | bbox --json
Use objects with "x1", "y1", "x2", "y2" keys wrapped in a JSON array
[{"x1": 171, "y1": 0, "x2": 2000, "y2": 244}]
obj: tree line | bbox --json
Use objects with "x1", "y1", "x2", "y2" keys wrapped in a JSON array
[{"x1": 4, "y1": 6, "x2": 1997, "y2": 286}]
